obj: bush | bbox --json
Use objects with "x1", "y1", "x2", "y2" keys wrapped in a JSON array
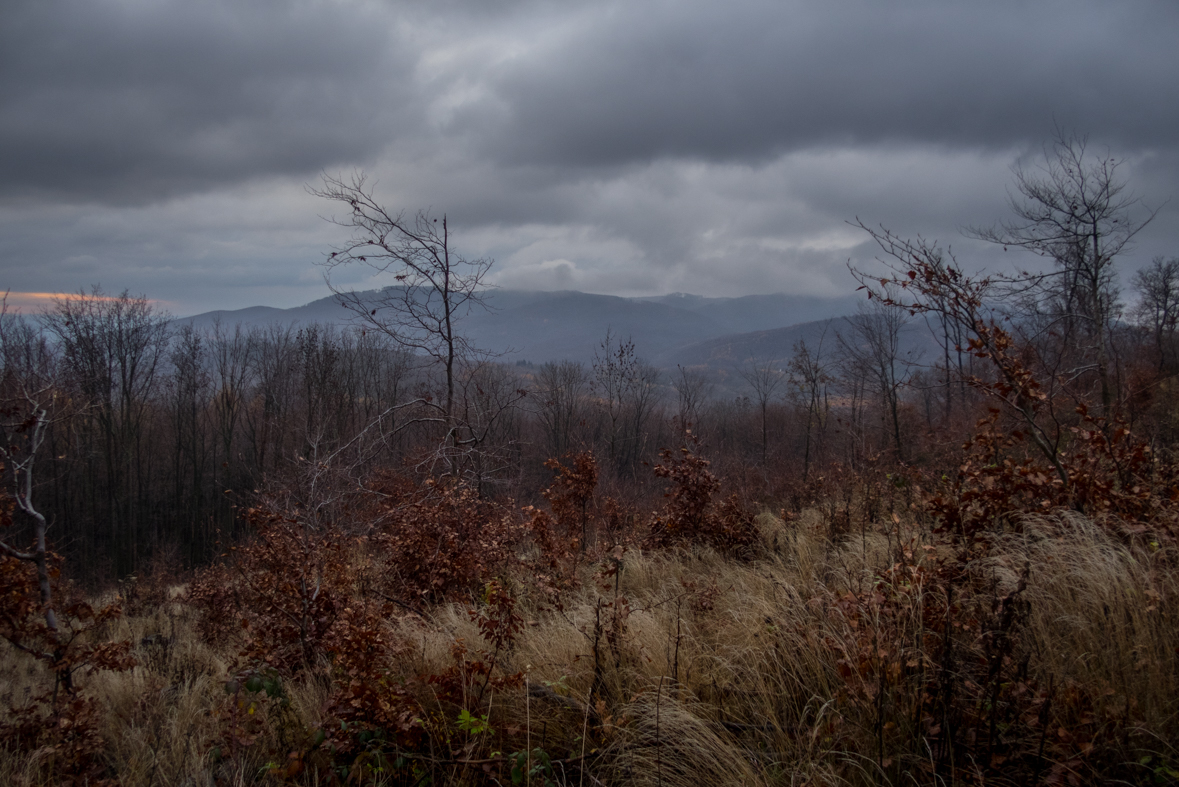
[{"x1": 646, "y1": 439, "x2": 758, "y2": 554}]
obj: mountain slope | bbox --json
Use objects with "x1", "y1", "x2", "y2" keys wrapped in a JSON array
[
  {"x1": 658, "y1": 315, "x2": 942, "y2": 381},
  {"x1": 179, "y1": 288, "x2": 863, "y2": 365}
]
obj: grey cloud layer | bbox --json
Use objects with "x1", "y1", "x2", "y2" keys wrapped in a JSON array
[
  {"x1": 478, "y1": 0, "x2": 1179, "y2": 167},
  {"x1": 8, "y1": 0, "x2": 1178, "y2": 204},
  {"x1": 1, "y1": 0, "x2": 408, "y2": 202},
  {"x1": 1, "y1": 0, "x2": 1177, "y2": 312}
]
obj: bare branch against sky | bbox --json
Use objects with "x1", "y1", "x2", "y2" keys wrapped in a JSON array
[{"x1": 1, "y1": 0, "x2": 1177, "y2": 315}]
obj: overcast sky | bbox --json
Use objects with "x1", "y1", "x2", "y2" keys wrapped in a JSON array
[{"x1": 3, "y1": 0, "x2": 1178, "y2": 316}]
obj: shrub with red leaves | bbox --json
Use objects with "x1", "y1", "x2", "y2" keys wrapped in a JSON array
[
  {"x1": 323, "y1": 604, "x2": 426, "y2": 756},
  {"x1": 188, "y1": 503, "x2": 349, "y2": 676},
  {"x1": 370, "y1": 479, "x2": 526, "y2": 603},
  {"x1": 0, "y1": 486, "x2": 135, "y2": 786},
  {"x1": 646, "y1": 437, "x2": 758, "y2": 553},
  {"x1": 543, "y1": 451, "x2": 598, "y2": 550}
]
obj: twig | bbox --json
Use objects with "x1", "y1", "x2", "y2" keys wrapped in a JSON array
[{"x1": 372, "y1": 589, "x2": 429, "y2": 618}]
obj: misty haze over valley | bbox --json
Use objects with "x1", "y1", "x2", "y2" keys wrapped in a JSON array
[{"x1": 178, "y1": 286, "x2": 938, "y2": 378}]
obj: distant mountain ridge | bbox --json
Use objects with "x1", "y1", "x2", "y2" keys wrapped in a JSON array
[
  {"x1": 655, "y1": 315, "x2": 938, "y2": 381},
  {"x1": 179, "y1": 288, "x2": 865, "y2": 366}
]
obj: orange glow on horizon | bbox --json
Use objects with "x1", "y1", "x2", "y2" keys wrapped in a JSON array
[{"x1": 2, "y1": 291, "x2": 171, "y2": 312}]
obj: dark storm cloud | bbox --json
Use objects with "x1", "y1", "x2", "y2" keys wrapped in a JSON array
[
  {"x1": 6, "y1": 0, "x2": 1177, "y2": 207},
  {"x1": 0, "y1": 0, "x2": 410, "y2": 203},
  {"x1": 2, "y1": 0, "x2": 1177, "y2": 313},
  {"x1": 477, "y1": 0, "x2": 1179, "y2": 167}
]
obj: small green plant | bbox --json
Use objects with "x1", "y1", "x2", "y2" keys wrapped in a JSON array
[
  {"x1": 456, "y1": 709, "x2": 494, "y2": 736},
  {"x1": 229, "y1": 666, "x2": 286, "y2": 702},
  {"x1": 1140, "y1": 755, "x2": 1179, "y2": 785},
  {"x1": 543, "y1": 675, "x2": 571, "y2": 695},
  {"x1": 510, "y1": 747, "x2": 557, "y2": 786}
]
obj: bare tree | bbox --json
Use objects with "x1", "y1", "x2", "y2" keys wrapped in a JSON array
[
  {"x1": 343, "y1": 329, "x2": 413, "y2": 461},
  {"x1": 739, "y1": 359, "x2": 785, "y2": 465},
  {"x1": 592, "y1": 331, "x2": 661, "y2": 476},
  {"x1": 41, "y1": 288, "x2": 171, "y2": 574},
  {"x1": 593, "y1": 330, "x2": 636, "y2": 473},
  {"x1": 851, "y1": 226, "x2": 1074, "y2": 486},
  {"x1": 968, "y1": 130, "x2": 1157, "y2": 414},
  {"x1": 244, "y1": 324, "x2": 298, "y2": 477},
  {"x1": 0, "y1": 298, "x2": 68, "y2": 682},
  {"x1": 672, "y1": 364, "x2": 713, "y2": 435},
  {"x1": 453, "y1": 361, "x2": 529, "y2": 494},
  {"x1": 312, "y1": 173, "x2": 496, "y2": 477},
  {"x1": 209, "y1": 320, "x2": 253, "y2": 528},
  {"x1": 296, "y1": 323, "x2": 349, "y2": 462},
  {"x1": 837, "y1": 297, "x2": 914, "y2": 459},
  {"x1": 1132, "y1": 256, "x2": 1179, "y2": 373},
  {"x1": 890, "y1": 246, "x2": 976, "y2": 422},
  {"x1": 536, "y1": 360, "x2": 591, "y2": 459},
  {"x1": 628, "y1": 359, "x2": 663, "y2": 468},
  {"x1": 787, "y1": 337, "x2": 832, "y2": 481},
  {"x1": 166, "y1": 324, "x2": 212, "y2": 556}
]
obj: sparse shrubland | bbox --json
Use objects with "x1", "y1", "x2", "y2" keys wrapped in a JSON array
[{"x1": 3, "y1": 436, "x2": 1178, "y2": 785}]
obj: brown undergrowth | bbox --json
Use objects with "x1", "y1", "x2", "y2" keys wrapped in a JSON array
[{"x1": 2, "y1": 437, "x2": 1178, "y2": 785}]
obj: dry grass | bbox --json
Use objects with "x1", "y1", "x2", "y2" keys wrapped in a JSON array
[
  {"x1": 989, "y1": 514, "x2": 1179, "y2": 733},
  {"x1": 2, "y1": 510, "x2": 1177, "y2": 785}
]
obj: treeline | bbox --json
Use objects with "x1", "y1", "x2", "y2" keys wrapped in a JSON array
[
  {"x1": 0, "y1": 289, "x2": 881, "y2": 575},
  {"x1": 3, "y1": 259, "x2": 1178, "y2": 581},
  {"x1": 1, "y1": 299, "x2": 416, "y2": 573}
]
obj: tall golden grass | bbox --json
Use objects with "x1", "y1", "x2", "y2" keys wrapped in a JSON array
[{"x1": 2, "y1": 509, "x2": 1176, "y2": 785}]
